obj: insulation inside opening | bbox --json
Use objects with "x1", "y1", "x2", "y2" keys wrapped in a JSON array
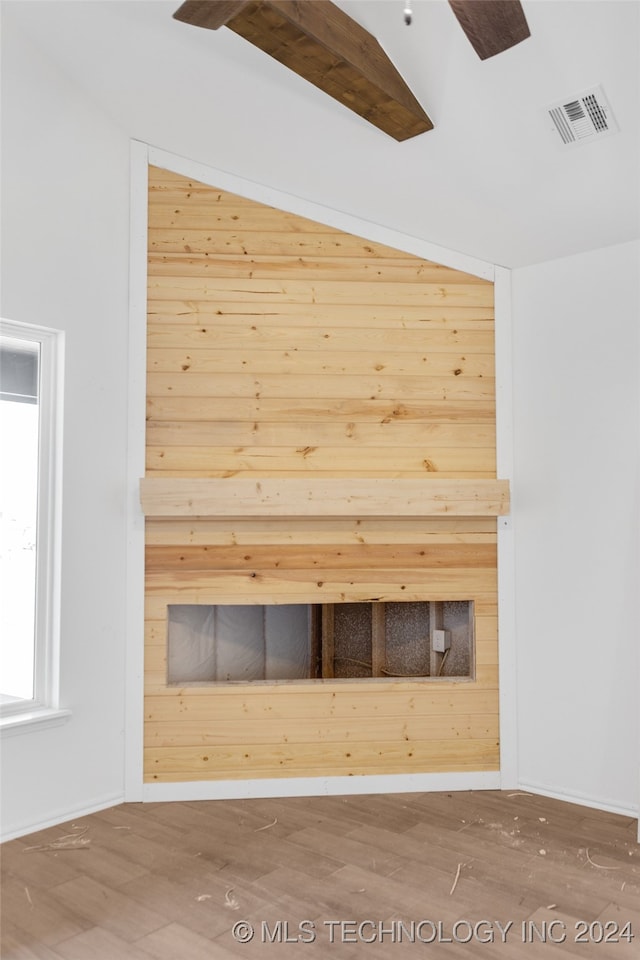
[{"x1": 167, "y1": 601, "x2": 474, "y2": 683}]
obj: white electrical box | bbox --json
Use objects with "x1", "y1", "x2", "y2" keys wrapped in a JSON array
[{"x1": 432, "y1": 629, "x2": 451, "y2": 653}]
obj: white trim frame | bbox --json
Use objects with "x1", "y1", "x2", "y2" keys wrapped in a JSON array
[
  {"x1": 124, "y1": 141, "x2": 150, "y2": 800},
  {"x1": 494, "y1": 266, "x2": 518, "y2": 789},
  {"x1": 125, "y1": 142, "x2": 516, "y2": 801},
  {"x1": 143, "y1": 771, "x2": 501, "y2": 804},
  {"x1": 0, "y1": 317, "x2": 66, "y2": 732}
]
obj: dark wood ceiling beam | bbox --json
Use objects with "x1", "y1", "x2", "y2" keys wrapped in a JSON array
[
  {"x1": 173, "y1": 0, "x2": 433, "y2": 141},
  {"x1": 173, "y1": 1, "x2": 250, "y2": 31}
]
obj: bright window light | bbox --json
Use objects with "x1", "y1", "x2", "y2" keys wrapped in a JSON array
[
  {"x1": 0, "y1": 344, "x2": 39, "y2": 702},
  {"x1": 0, "y1": 322, "x2": 63, "y2": 722}
]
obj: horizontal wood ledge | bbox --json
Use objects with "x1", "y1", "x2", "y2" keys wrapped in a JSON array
[{"x1": 140, "y1": 478, "x2": 510, "y2": 519}]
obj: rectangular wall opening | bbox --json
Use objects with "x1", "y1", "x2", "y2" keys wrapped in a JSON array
[{"x1": 167, "y1": 601, "x2": 474, "y2": 684}]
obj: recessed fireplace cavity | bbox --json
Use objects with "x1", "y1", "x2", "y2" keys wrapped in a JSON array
[{"x1": 167, "y1": 601, "x2": 474, "y2": 684}]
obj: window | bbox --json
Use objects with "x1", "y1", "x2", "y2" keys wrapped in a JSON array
[{"x1": 0, "y1": 320, "x2": 64, "y2": 726}]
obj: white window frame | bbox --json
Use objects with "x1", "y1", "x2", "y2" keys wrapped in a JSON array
[{"x1": 0, "y1": 318, "x2": 69, "y2": 734}]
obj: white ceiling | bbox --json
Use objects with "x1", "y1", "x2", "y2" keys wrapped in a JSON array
[{"x1": 4, "y1": 0, "x2": 639, "y2": 267}]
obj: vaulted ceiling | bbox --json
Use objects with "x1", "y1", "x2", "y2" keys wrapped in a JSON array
[{"x1": 3, "y1": 0, "x2": 639, "y2": 267}]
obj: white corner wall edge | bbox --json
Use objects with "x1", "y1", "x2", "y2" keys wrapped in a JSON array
[
  {"x1": 1, "y1": 792, "x2": 123, "y2": 843},
  {"x1": 143, "y1": 772, "x2": 501, "y2": 803},
  {"x1": 144, "y1": 143, "x2": 495, "y2": 281},
  {"x1": 518, "y1": 780, "x2": 639, "y2": 821}
]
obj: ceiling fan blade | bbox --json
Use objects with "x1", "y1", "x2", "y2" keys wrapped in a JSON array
[{"x1": 448, "y1": 1, "x2": 530, "y2": 60}]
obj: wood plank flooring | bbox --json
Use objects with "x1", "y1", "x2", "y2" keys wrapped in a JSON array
[{"x1": 2, "y1": 791, "x2": 638, "y2": 958}]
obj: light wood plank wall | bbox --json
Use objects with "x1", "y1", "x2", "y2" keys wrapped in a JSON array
[{"x1": 145, "y1": 165, "x2": 499, "y2": 783}]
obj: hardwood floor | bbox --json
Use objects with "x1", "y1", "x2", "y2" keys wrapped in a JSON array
[{"x1": 2, "y1": 791, "x2": 638, "y2": 958}]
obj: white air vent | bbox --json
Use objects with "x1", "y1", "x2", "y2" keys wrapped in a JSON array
[{"x1": 548, "y1": 85, "x2": 619, "y2": 146}]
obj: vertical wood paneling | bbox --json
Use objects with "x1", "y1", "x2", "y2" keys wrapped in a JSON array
[{"x1": 145, "y1": 166, "x2": 499, "y2": 783}]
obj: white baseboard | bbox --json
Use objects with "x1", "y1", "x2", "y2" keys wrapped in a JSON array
[
  {"x1": 1, "y1": 792, "x2": 125, "y2": 843},
  {"x1": 142, "y1": 770, "x2": 501, "y2": 803},
  {"x1": 6, "y1": 778, "x2": 633, "y2": 841},
  {"x1": 518, "y1": 780, "x2": 639, "y2": 819}
]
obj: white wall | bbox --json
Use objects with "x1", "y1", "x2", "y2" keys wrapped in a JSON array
[
  {"x1": 1, "y1": 9, "x2": 637, "y2": 837},
  {"x1": 0, "y1": 15, "x2": 131, "y2": 838},
  {"x1": 512, "y1": 240, "x2": 640, "y2": 814}
]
